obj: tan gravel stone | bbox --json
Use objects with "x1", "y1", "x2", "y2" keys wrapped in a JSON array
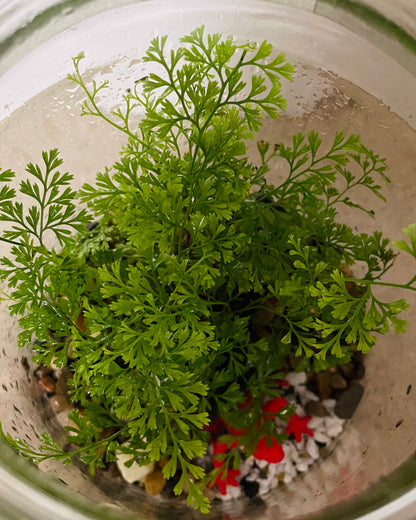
[{"x1": 145, "y1": 467, "x2": 166, "y2": 496}]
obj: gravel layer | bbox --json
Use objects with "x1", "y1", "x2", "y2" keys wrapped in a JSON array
[
  {"x1": 37, "y1": 358, "x2": 365, "y2": 503},
  {"x1": 216, "y1": 371, "x2": 346, "y2": 501}
]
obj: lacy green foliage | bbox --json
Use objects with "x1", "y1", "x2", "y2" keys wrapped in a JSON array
[
  {"x1": 1, "y1": 27, "x2": 416, "y2": 512},
  {"x1": 0, "y1": 150, "x2": 90, "y2": 354}
]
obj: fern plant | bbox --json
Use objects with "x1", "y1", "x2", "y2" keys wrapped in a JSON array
[{"x1": 1, "y1": 27, "x2": 416, "y2": 513}]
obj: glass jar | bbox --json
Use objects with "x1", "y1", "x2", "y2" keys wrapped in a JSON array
[{"x1": 1, "y1": 1, "x2": 416, "y2": 519}]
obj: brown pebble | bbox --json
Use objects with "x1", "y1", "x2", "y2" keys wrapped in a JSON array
[
  {"x1": 202, "y1": 486, "x2": 217, "y2": 500},
  {"x1": 252, "y1": 307, "x2": 274, "y2": 326},
  {"x1": 104, "y1": 462, "x2": 122, "y2": 479},
  {"x1": 55, "y1": 366, "x2": 73, "y2": 398},
  {"x1": 49, "y1": 394, "x2": 71, "y2": 412},
  {"x1": 181, "y1": 476, "x2": 193, "y2": 496},
  {"x1": 276, "y1": 472, "x2": 286, "y2": 482},
  {"x1": 334, "y1": 384, "x2": 364, "y2": 419},
  {"x1": 316, "y1": 372, "x2": 332, "y2": 400},
  {"x1": 254, "y1": 326, "x2": 272, "y2": 338},
  {"x1": 352, "y1": 351, "x2": 364, "y2": 365},
  {"x1": 330, "y1": 373, "x2": 348, "y2": 389},
  {"x1": 289, "y1": 353, "x2": 302, "y2": 370},
  {"x1": 145, "y1": 467, "x2": 166, "y2": 496},
  {"x1": 252, "y1": 299, "x2": 280, "y2": 338},
  {"x1": 339, "y1": 362, "x2": 354, "y2": 379},
  {"x1": 319, "y1": 446, "x2": 332, "y2": 459},
  {"x1": 305, "y1": 400, "x2": 328, "y2": 417},
  {"x1": 298, "y1": 451, "x2": 310, "y2": 459},
  {"x1": 157, "y1": 457, "x2": 169, "y2": 469},
  {"x1": 35, "y1": 365, "x2": 53, "y2": 378},
  {"x1": 75, "y1": 311, "x2": 87, "y2": 332},
  {"x1": 342, "y1": 266, "x2": 359, "y2": 297},
  {"x1": 39, "y1": 375, "x2": 56, "y2": 394},
  {"x1": 353, "y1": 364, "x2": 366, "y2": 380},
  {"x1": 306, "y1": 371, "x2": 316, "y2": 383},
  {"x1": 100, "y1": 427, "x2": 119, "y2": 441}
]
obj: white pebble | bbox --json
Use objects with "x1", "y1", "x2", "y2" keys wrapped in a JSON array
[
  {"x1": 292, "y1": 449, "x2": 313, "y2": 466},
  {"x1": 306, "y1": 437, "x2": 320, "y2": 460},
  {"x1": 307, "y1": 416, "x2": 325, "y2": 430},
  {"x1": 286, "y1": 372, "x2": 307, "y2": 386},
  {"x1": 283, "y1": 461, "x2": 297, "y2": 477},
  {"x1": 116, "y1": 453, "x2": 154, "y2": 484},
  {"x1": 283, "y1": 441, "x2": 296, "y2": 457},
  {"x1": 293, "y1": 439, "x2": 305, "y2": 454},
  {"x1": 267, "y1": 463, "x2": 278, "y2": 478},
  {"x1": 272, "y1": 461, "x2": 286, "y2": 477},
  {"x1": 295, "y1": 404, "x2": 307, "y2": 416},
  {"x1": 322, "y1": 398, "x2": 337, "y2": 411},
  {"x1": 270, "y1": 477, "x2": 279, "y2": 490},
  {"x1": 245, "y1": 468, "x2": 260, "y2": 482},
  {"x1": 295, "y1": 461, "x2": 310, "y2": 472},
  {"x1": 283, "y1": 472, "x2": 294, "y2": 484},
  {"x1": 259, "y1": 477, "x2": 274, "y2": 495},
  {"x1": 256, "y1": 459, "x2": 269, "y2": 469},
  {"x1": 329, "y1": 413, "x2": 345, "y2": 425},
  {"x1": 313, "y1": 431, "x2": 331, "y2": 444},
  {"x1": 244, "y1": 455, "x2": 255, "y2": 467},
  {"x1": 239, "y1": 462, "x2": 252, "y2": 476},
  {"x1": 325, "y1": 417, "x2": 344, "y2": 438},
  {"x1": 222, "y1": 484, "x2": 242, "y2": 500},
  {"x1": 211, "y1": 370, "x2": 352, "y2": 503},
  {"x1": 55, "y1": 411, "x2": 77, "y2": 435},
  {"x1": 299, "y1": 389, "x2": 320, "y2": 405}
]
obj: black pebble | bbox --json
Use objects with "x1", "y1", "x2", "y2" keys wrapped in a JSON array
[
  {"x1": 160, "y1": 471, "x2": 182, "y2": 498},
  {"x1": 86, "y1": 221, "x2": 99, "y2": 231},
  {"x1": 334, "y1": 383, "x2": 364, "y2": 419},
  {"x1": 193, "y1": 454, "x2": 213, "y2": 473},
  {"x1": 241, "y1": 477, "x2": 259, "y2": 498}
]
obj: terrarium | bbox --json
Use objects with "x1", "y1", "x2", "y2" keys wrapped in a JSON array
[{"x1": 1, "y1": 2, "x2": 416, "y2": 520}]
